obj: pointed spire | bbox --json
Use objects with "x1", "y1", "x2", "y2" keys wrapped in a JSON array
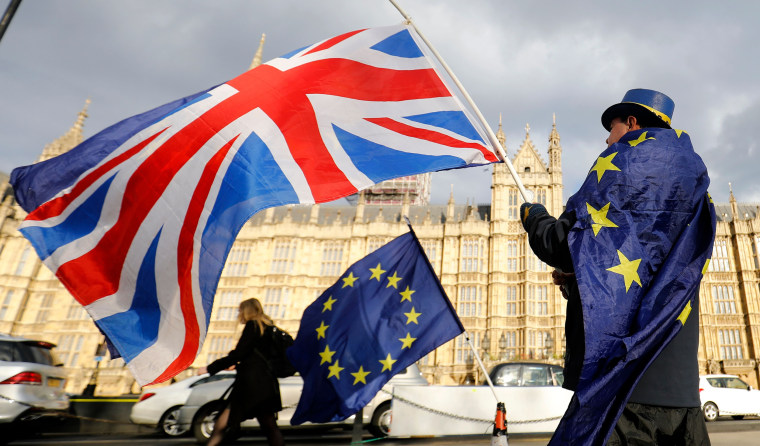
[
  {"x1": 354, "y1": 190, "x2": 365, "y2": 223},
  {"x1": 729, "y1": 182, "x2": 739, "y2": 221},
  {"x1": 548, "y1": 113, "x2": 562, "y2": 174},
  {"x1": 310, "y1": 203, "x2": 320, "y2": 224},
  {"x1": 496, "y1": 113, "x2": 506, "y2": 150},
  {"x1": 249, "y1": 33, "x2": 266, "y2": 70},
  {"x1": 447, "y1": 185, "x2": 456, "y2": 221},
  {"x1": 39, "y1": 98, "x2": 90, "y2": 162}
]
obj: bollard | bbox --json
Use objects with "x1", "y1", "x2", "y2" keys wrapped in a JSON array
[{"x1": 490, "y1": 401, "x2": 508, "y2": 446}]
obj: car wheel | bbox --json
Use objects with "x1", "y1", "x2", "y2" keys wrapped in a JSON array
[
  {"x1": 192, "y1": 403, "x2": 222, "y2": 443},
  {"x1": 159, "y1": 405, "x2": 188, "y2": 437},
  {"x1": 703, "y1": 402, "x2": 719, "y2": 422},
  {"x1": 369, "y1": 401, "x2": 392, "y2": 438},
  {"x1": 731, "y1": 415, "x2": 745, "y2": 420}
]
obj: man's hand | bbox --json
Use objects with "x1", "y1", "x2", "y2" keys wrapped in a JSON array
[{"x1": 519, "y1": 202, "x2": 547, "y2": 230}]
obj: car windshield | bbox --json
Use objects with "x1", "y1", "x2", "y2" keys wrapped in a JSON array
[{"x1": 0, "y1": 340, "x2": 55, "y2": 365}]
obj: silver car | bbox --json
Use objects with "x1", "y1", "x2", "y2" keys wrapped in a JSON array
[
  {"x1": 178, "y1": 364, "x2": 428, "y2": 442},
  {"x1": 0, "y1": 334, "x2": 69, "y2": 441}
]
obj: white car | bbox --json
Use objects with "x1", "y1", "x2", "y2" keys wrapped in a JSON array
[
  {"x1": 130, "y1": 372, "x2": 235, "y2": 436},
  {"x1": 178, "y1": 364, "x2": 428, "y2": 442},
  {"x1": 699, "y1": 374, "x2": 760, "y2": 421}
]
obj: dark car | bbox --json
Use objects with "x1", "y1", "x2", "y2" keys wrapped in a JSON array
[{"x1": 486, "y1": 362, "x2": 564, "y2": 387}]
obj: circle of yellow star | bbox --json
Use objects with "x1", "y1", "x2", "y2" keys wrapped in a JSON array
[
  {"x1": 315, "y1": 321, "x2": 329, "y2": 339},
  {"x1": 399, "y1": 332, "x2": 417, "y2": 350},
  {"x1": 379, "y1": 353, "x2": 397, "y2": 372},
  {"x1": 590, "y1": 152, "x2": 621, "y2": 182},
  {"x1": 677, "y1": 300, "x2": 692, "y2": 326},
  {"x1": 322, "y1": 296, "x2": 337, "y2": 313},
  {"x1": 319, "y1": 345, "x2": 336, "y2": 365},
  {"x1": 586, "y1": 202, "x2": 618, "y2": 236},
  {"x1": 399, "y1": 285, "x2": 415, "y2": 303},
  {"x1": 606, "y1": 250, "x2": 642, "y2": 292},
  {"x1": 404, "y1": 307, "x2": 421, "y2": 325},
  {"x1": 342, "y1": 272, "x2": 358, "y2": 288},
  {"x1": 369, "y1": 263, "x2": 386, "y2": 281},
  {"x1": 351, "y1": 366, "x2": 371, "y2": 385},
  {"x1": 386, "y1": 271, "x2": 402, "y2": 289},
  {"x1": 627, "y1": 131, "x2": 655, "y2": 147},
  {"x1": 327, "y1": 360, "x2": 344, "y2": 379}
]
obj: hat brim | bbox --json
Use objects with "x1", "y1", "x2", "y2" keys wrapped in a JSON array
[{"x1": 601, "y1": 102, "x2": 672, "y2": 131}]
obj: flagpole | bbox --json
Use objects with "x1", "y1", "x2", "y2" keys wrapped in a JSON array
[
  {"x1": 388, "y1": 0, "x2": 531, "y2": 203},
  {"x1": 465, "y1": 331, "x2": 500, "y2": 402}
]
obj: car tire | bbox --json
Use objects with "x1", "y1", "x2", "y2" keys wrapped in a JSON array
[
  {"x1": 159, "y1": 405, "x2": 189, "y2": 437},
  {"x1": 703, "y1": 402, "x2": 719, "y2": 422},
  {"x1": 192, "y1": 402, "x2": 223, "y2": 443},
  {"x1": 369, "y1": 401, "x2": 392, "y2": 438}
]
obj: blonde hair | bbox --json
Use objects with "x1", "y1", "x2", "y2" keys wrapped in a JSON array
[{"x1": 238, "y1": 298, "x2": 273, "y2": 334}]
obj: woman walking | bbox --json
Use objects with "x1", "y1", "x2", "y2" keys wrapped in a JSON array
[{"x1": 198, "y1": 298, "x2": 284, "y2": 446}]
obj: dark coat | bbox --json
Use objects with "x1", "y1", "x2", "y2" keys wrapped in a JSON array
[{"x1": 207, "y1": 321, "x2": 282, "y2": 424}]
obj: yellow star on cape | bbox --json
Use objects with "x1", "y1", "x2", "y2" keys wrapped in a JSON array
[
  {"x1": 351, "y1": 366, "x2": 371, "y2": 385},
  {"x1": 369, "y1": 263, "x2": 386, "y2": 281},
  {"x1": 707, "y1": 192, "x2": 713, "y2": 204},
  {"x1": 404, "y1": 307, "x2": 421, "y2": 325},
  {"x1": 319, "y1": 345, "x2": 336, "y2": 365},
  {"x1": 606, "y1": 250, "x2": 642, "y2": 292},
  {"x1": 327, "y1": 360, "x2": 344, "y2": 379},
  {"x1": 386, "y1": 271, "x2": 402, "y2": 289},
  {"x1": 399, "y1": 332, "x2": 417, "y2": 350},
  {"x1": 342, "y1": 272, "x2": 358, "y2": 288},
  {"x1": 399, "y1": 286, "x2": 415, "y2": 302},
  {"x1": 586, "y1": 202, "x2": 618, "y2": 236},
  {"x1": 675, "y1": 129, "x2": 686, "y2": 138},
  {"x1": 379, "y1": 353, "x2": 397, "y2": 372},
  {"x1": 677, "y1": 300, "x2": 692, "y2": 326},
  {"x1": 322, "y1": 296, "x2": 337, "y2": 312},
  {"x1": 315, "y1": 321, "x2": 329, "y2": 339},
  {"x1": 590, "y1": 152, "x2": 621, "y2": 182},
  {"x1": 702, "y1": 258, "x2": 711, "y2": 275},
  {"x1": 628, "y1": 131, "x2": 655, "y2": 147}
]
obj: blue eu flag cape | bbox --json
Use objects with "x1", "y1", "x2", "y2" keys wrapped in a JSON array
[
  {"x1": 286, "y1": 228, "x2": 463, "y2": 425},
  {"x1": 549, "y1": 128, "x2": 717, "y2": 445}
]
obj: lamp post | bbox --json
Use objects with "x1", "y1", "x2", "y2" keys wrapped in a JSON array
[
  {"x1": 498, "y1": 333, "x2": 507, "y2": 361},
  {"x1": 545, "y1": 333, "x2": 554, "y2": 360},
  {"x1": 481, "y1": 332, "x2": 490, "y2": 360}
]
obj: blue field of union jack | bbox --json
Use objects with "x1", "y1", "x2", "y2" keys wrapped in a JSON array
[{"x1": 11, "y1": 24, "x2": 499, "y2": 385}]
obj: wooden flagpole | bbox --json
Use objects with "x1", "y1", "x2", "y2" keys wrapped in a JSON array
[{"x1": 388, "y1": 0, "x2": 531, "y2": 203}]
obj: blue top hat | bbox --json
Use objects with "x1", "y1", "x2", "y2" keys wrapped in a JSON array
[{"x1": 601, "y1": 88, "x2": 675, "y2": 131}]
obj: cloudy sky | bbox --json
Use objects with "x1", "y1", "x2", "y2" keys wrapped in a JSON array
[{"x1": 1, "y1": 0, "x2": 758, "y2": 206}]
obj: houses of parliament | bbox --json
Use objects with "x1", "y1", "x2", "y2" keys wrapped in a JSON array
[{"x1": 1, "y1": 98, "x2": 759, "y2": 395}]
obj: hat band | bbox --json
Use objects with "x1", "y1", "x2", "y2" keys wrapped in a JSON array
[{"x1": 623, "y1": 101, "x2": 672, "y2": 125}]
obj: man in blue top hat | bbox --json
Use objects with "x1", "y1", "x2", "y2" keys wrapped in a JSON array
[{"x1": 520, "y1": 89, "x2": 716, "y2": 445}]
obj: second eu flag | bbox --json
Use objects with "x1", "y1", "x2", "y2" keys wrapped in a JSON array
[{"x1": 287, "y1": 230, "x2": 463, "y2": 425}]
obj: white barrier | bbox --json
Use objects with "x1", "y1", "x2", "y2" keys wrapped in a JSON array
[{"x1": 389, "y1": 385, "x2": 572, "y2": 437}]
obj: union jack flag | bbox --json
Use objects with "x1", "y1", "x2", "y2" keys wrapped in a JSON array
[{"x1": 10, "y1": 24, "x2": 499, "y2": 385}]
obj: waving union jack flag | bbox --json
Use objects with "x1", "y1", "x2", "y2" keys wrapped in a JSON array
[{"x1": 10, "y1": 24, "x2": 499, "y2": 385}]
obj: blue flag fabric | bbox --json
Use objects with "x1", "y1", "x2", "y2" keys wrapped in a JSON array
[
  {"x1": 286, "y1": 229, "x2": 463, "y2": 425},
  {"x1": 549, "y1": 128, "x2": 717, "y2": 445}
]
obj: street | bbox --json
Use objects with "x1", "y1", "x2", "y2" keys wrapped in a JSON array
[{"x1": 9, "y1": 419, "x2": 760, "y2": 446}]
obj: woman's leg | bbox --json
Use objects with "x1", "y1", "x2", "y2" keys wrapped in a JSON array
[
  {"x1": 257, "y1": 412, "x2": 285, "y2": 446},
  {"x1": 207, "y1": 407, "x2": 230, "y2": 446}
]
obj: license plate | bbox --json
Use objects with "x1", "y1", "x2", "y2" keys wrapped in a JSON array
[{"x1": 47, "y1": 377, "x2": 63, "y2": 387}]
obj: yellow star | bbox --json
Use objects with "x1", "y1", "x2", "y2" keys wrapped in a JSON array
[
  {"x1": 628, "y1": 131, "x2": 655, "y2": 147},
  {"x1": 379, "y1": 353, "x2": 397, "y2": 372},
  {"x1": 606, "y1": 250, "x2": 642, "y2": 292},
  {"x1": 319, "y1": 345, "x2": 336, "y2": 365},
  {"x1": 590, "y1": 152, "x2": 621, "y2": 182},
  {"x1": 386, "y1": 271, "x2": 402, "y2": 289},
  {"x1": 315, "y1": 321, "x2": 329, "y2": 339},
  {"x1": 702, "y1": 258, "x2": 710, "y2": 275},
  {"x1": 327, "y1": 360, "x2": 344, "y2": 379},
  {"x1": 586, "y1": 202, "x2": 618, "y2": 236},
  {"x1": 707, "y1": 192, "x2": 713, "y2": 204},
  {"x1": 675, "y1": 129, "x2": 686, "y2": 138},
  {"x1": 351, "y1": 366, "x2": 371, "y2": 385},
  {"x1": 369, "y1": 263, "x2": 386, "y2": 281},
  {"x1": 342, "y1": 272, "x2": 358, "y2": 288},
  {"x1": 399, "y1": 332, "x2": 417, "y2": 350},
  {"x1": 322, "y1": 296, "x2": 337, "y2": 312},
  {"x1": 677, "y1": 300, "x2": 692, "y2": 326},
  {"x1": 404, "y1": 307, "x2": 422, "y2": 325},
  {"x1": 399, "y1": 286, "x2": 415, "y2": 303}
]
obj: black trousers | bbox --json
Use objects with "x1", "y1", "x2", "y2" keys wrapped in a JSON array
[{"x1": 607, "y1": 402, "x2": 711, "y2": 445}]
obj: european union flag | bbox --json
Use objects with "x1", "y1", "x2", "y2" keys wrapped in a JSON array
[
  {"x1": 287, "y1": 229, "x2": 463, "y2": 425},
  {"x1": 549, "y1": 128, "x2": 717, "y2": 445}
]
